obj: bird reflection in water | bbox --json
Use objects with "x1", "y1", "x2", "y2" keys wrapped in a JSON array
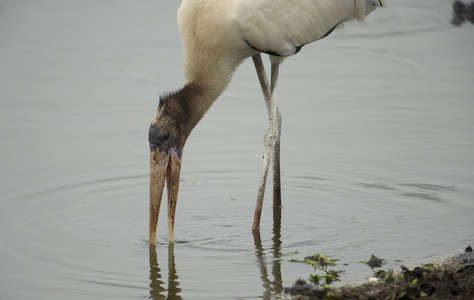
[
  {"x1": 148, "y1": 244, "x2": 182, "y2": 300},
  {"x1": 147, "y1": 208, "x2": 283, "y2": 299},
  {"x1": 253, "y1": 207, "x2": 284, "y2": 298}
]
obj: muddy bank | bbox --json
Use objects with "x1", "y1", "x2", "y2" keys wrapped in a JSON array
[{"x1": 286, "y1": 246, "x2": 474, "y2": 299}]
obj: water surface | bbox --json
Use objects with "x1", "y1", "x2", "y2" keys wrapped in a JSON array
[{"x1": 1, "y1": 0, "x2": 473, "y2": 299}]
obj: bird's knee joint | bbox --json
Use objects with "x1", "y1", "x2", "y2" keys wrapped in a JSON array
[{"x1": 264, "y1": 132, "x2": 277, "y2": 147}]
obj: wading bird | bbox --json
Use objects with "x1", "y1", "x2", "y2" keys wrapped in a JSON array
[{"x1": 149, "y1": 0, "x2": 386, "y2": 243}]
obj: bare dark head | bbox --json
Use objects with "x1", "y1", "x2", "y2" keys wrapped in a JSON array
[
  {"x1": 149, "y1": 91, "x2": 191, "y2": 153},
  {"x1": 148, "y1": 84, "x2": 204, "y2": 244}
]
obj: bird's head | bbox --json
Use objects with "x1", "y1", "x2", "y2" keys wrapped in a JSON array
[
  {"x1": 148, "y1": 85, "x2": 202, "y2": 244},
  {"x1": 149, "y1": 94, "x2": 188, "y2": 154}
]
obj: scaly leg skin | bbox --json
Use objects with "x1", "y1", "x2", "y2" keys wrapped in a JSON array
[
  {"x1": 252, "y1": 54, "x2": 270, "y2": 231},
  {"x1": 270, "y1": 62, "x2": 282, "y2": 208},
  {"x1": 253, "y1": 130, "x2": 272, "y2": 230},
  {"x1": 252, "y1": 55, "x2": 282, "y2": 230},
  {"x1": 272, "y1": 108, "x2": 282, "y2": 207}
]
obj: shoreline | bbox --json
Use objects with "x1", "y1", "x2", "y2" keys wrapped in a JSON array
[{"x1": 285, "y1": 246, "x2": 474, "y2": 299}]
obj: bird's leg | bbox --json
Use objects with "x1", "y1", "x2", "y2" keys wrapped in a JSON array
[
  {"x1": 252, "y1": 54, "x2": 271, "y2": 99},
  {"x1": 270, "y1": 62, "x2": 282, "y2": 208},
  {"x1": 252, "y1": 55, "x2": 271, "y2": 231},
  {"x1": 252, "y1": 55, "x2": 282, "y2": 230}
]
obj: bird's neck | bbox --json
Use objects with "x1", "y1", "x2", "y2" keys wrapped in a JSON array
[
  {"x1": 174, "y1": 40, "x2": 246, "y2": 139},
  {"x1": 170, "y1": 76, "x2": 231, "y2": 141},
  {"x1": 178, "y1": 57, "x2": 239, "y2": 133}
]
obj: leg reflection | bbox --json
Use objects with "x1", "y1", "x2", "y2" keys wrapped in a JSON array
[
  {"x1": 253, "y1": 207, "x2": 283, "y2": 299},
  {"x1": 271, "y1": 207, "x2": 283, "y2": 293},
  {"x1": 148, "y1": 244, "x2": 182, "y2": 300}
]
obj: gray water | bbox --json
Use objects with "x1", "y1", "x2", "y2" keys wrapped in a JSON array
[{"x1": 1, "y1": 0, "x2": 473, "y2": 299}]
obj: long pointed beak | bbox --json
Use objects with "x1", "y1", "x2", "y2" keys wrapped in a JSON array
[
  {"x1": 149, "y1": 149, "x2": 168, "y2": 244},
  {"x1": 166, "y1": 147, "x2": 182, "y2": 243},
  {"x1": 149, "y1": 147, "x2": 182, "y2": 244}
]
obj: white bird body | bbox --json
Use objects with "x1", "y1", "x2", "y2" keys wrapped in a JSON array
[
  {"x1": 177, "y1": 0, "x2": 385, "y2": 97},
  {"x1": 149, "y1": 0, "x2": 385, "y2": 243},
  {"x1": 236, "y1": 0, "x2": 384, "y2": 56}
]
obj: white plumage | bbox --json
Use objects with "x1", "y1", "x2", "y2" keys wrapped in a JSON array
[
  {"x1": 149, "y1": 0, "x2": 385, "y2": 243},
  {"x1": 177, "y1": 0, "x2": 385, "y2": 87},
  {"x1": 237, "y1": 0, "x2": 385, "y2": 56}
]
